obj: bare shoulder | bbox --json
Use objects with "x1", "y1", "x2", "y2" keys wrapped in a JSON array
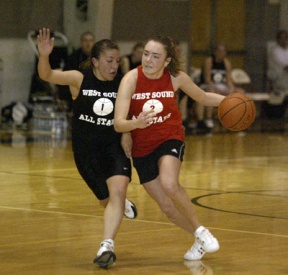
[
  {"x1": 121, "y1": 68, "x2": 138, "y2": 84},
  {"x1": 171, "y1": 71, "x2": 191, "y2": 90},
  {"x1": 119, "y1": 68, "x2": 138, "y2": 96}
]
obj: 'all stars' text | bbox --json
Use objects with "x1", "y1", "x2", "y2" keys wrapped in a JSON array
[{"x1": 79, "y1": 114, "x2": 114, "y2": 126}]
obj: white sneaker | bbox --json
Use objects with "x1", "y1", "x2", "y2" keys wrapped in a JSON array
[
  {"x1": 205, "y1": 119, "x2": 214, "y2": 128},
  {"x1": 184, "y1": 226, "x2": 219, "y2": 261},
  {"x1": 94, "y1": 239, "x2": 116, "y2": 268},
  {"x1": 195, "y1": 226, "x2": 219, "y2": 253},
  {"x1": 124, "y1": 199, "x2": 137, "y2": 219},
  {"x1": 184, "y1": 241, "x2": 206, "y2": 260}
]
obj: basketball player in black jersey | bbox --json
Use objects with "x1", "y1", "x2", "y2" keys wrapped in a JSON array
[{"x1": 37, "y1": 28, "x2": 137, "y2": 268}]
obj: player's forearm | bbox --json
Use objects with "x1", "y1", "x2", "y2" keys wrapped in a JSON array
[
  {"x1": 38, "y1": 55, "x2": 52, "y2": 81},
  {"x1": 114, "y1": 118, "x2": 138, "y2": 133},
  {"x1": 203, "y1": 93, "x2": 225, "y2": 107}
]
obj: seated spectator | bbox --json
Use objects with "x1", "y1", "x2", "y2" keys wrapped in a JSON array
[
  {"x1": 267, "y1": 29, "x2": 288, "y2": 106},
  {"x1": 119, "y1": 42, "x2": 144, "y2": 75},
  {"x1": 65, "y1": 31, "x2": 95, "y2": 70},
  {"x1": 196, "y1": 43, "x2": 245, "y2": 131},
  {"x1": 173, "y1": 40, "x2": 197, "y2": 127}
]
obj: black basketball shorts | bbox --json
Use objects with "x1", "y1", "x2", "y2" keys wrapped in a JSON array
[
  {"x1": 133, "y1": 139, "x2": 185, "y2": 184},
  {"x1": 74, "y1": 142, "x2": 131, "y2": 200}
]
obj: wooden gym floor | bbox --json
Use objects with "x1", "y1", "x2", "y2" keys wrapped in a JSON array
[{"x1": 0, "y1": 124, "x2": 287, "y2": 275}]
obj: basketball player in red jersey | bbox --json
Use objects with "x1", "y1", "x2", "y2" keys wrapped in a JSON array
[{"x1": 114, "y1": 35, "x2": 225, "y2": 261}]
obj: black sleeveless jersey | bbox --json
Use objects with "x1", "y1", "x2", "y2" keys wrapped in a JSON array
[
  {"x1": 200, "y1": 55, "x2": 227, "y2": 84},
  {"x1": 72, "y1": 69, "x2": 122, "y2": 153}
]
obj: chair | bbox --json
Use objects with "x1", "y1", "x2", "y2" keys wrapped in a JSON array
[{"x1": 231, "y1": 68, "x2": 252, "y2": 92}]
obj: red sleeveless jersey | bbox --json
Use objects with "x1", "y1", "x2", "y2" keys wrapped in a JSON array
[{"x1": 129, "y1": 66, "x2": 185, "y2": 157}]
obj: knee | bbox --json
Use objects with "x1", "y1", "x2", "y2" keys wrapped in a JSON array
[
  {"x1": 99, "y1": 197, "x2": 109, "y2": 208},
  {"x1": 107, "y1": 176, "x2": 129, "y2": 198},
  {"x1": 159, "y1": 178, "x2": 180, "y2": 199}
]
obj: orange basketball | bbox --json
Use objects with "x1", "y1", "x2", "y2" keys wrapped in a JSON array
[{"x1": 217, "y1": 93, "x2": 256, "y2": 131}]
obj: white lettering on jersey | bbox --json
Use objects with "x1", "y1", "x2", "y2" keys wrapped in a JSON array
[
  {"x1": 151, "y1": 91, "x2": 174, "y2": 98},
  {"x1": 82, "y1": 90, "x2": 117, "y2": 98},
  {"x1": 82, "y1": 90, "x2": 102, "y2": 96},
  {"x1": 103, "y1": 92, "x2": 117, "y2": 98},
  {"x1": 97, "y1": 118, "x2": 114, "y2": 126},
  {"x1": 79, "y1": 114, "x2": 96, "y2": 123},
  {"x1": 132, "y1": 91, "x2": 174, "y2": 100},
  {"x1": 132, "y1": 93, "x2": 151, "y2": 100},
  {"x1": 132, "y1": 91, "x2": 175, "y2": 125}
]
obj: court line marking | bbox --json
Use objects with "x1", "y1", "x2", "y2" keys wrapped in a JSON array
[
  {"x1": 0, "y1": 205, "x2": 287, "y2": 239},
  {"x1": 0, "y1": 168, "x2": 77, "y2": 173},
  {"x1": 191, "y1": 191, "x2": 288, "y2": 220}
]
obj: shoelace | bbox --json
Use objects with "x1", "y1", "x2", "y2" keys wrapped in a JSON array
[{"x1": 192, "y1": 242, "x2": 205, "y2": 254}]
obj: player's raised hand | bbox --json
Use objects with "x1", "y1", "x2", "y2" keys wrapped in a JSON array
[{"x1": 37, "y1": 28, "x2": 55, "y2": 57}]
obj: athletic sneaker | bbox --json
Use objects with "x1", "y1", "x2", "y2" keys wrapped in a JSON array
[
  {"x1": 124, "y1": 199, "x2": 137, "y2": 219},
  {"x1": 184, "y1": 240, "x2": 206, "y2": 261},
  {"x1": 195, "y1": 226, "x2": 219, "y2": 252},
  {"x1": 94, "y1": 239, "x2": 116, "y2": 268},
  {"x1": 184, "y1": 226, "x2": 219, "y2": 261}
]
